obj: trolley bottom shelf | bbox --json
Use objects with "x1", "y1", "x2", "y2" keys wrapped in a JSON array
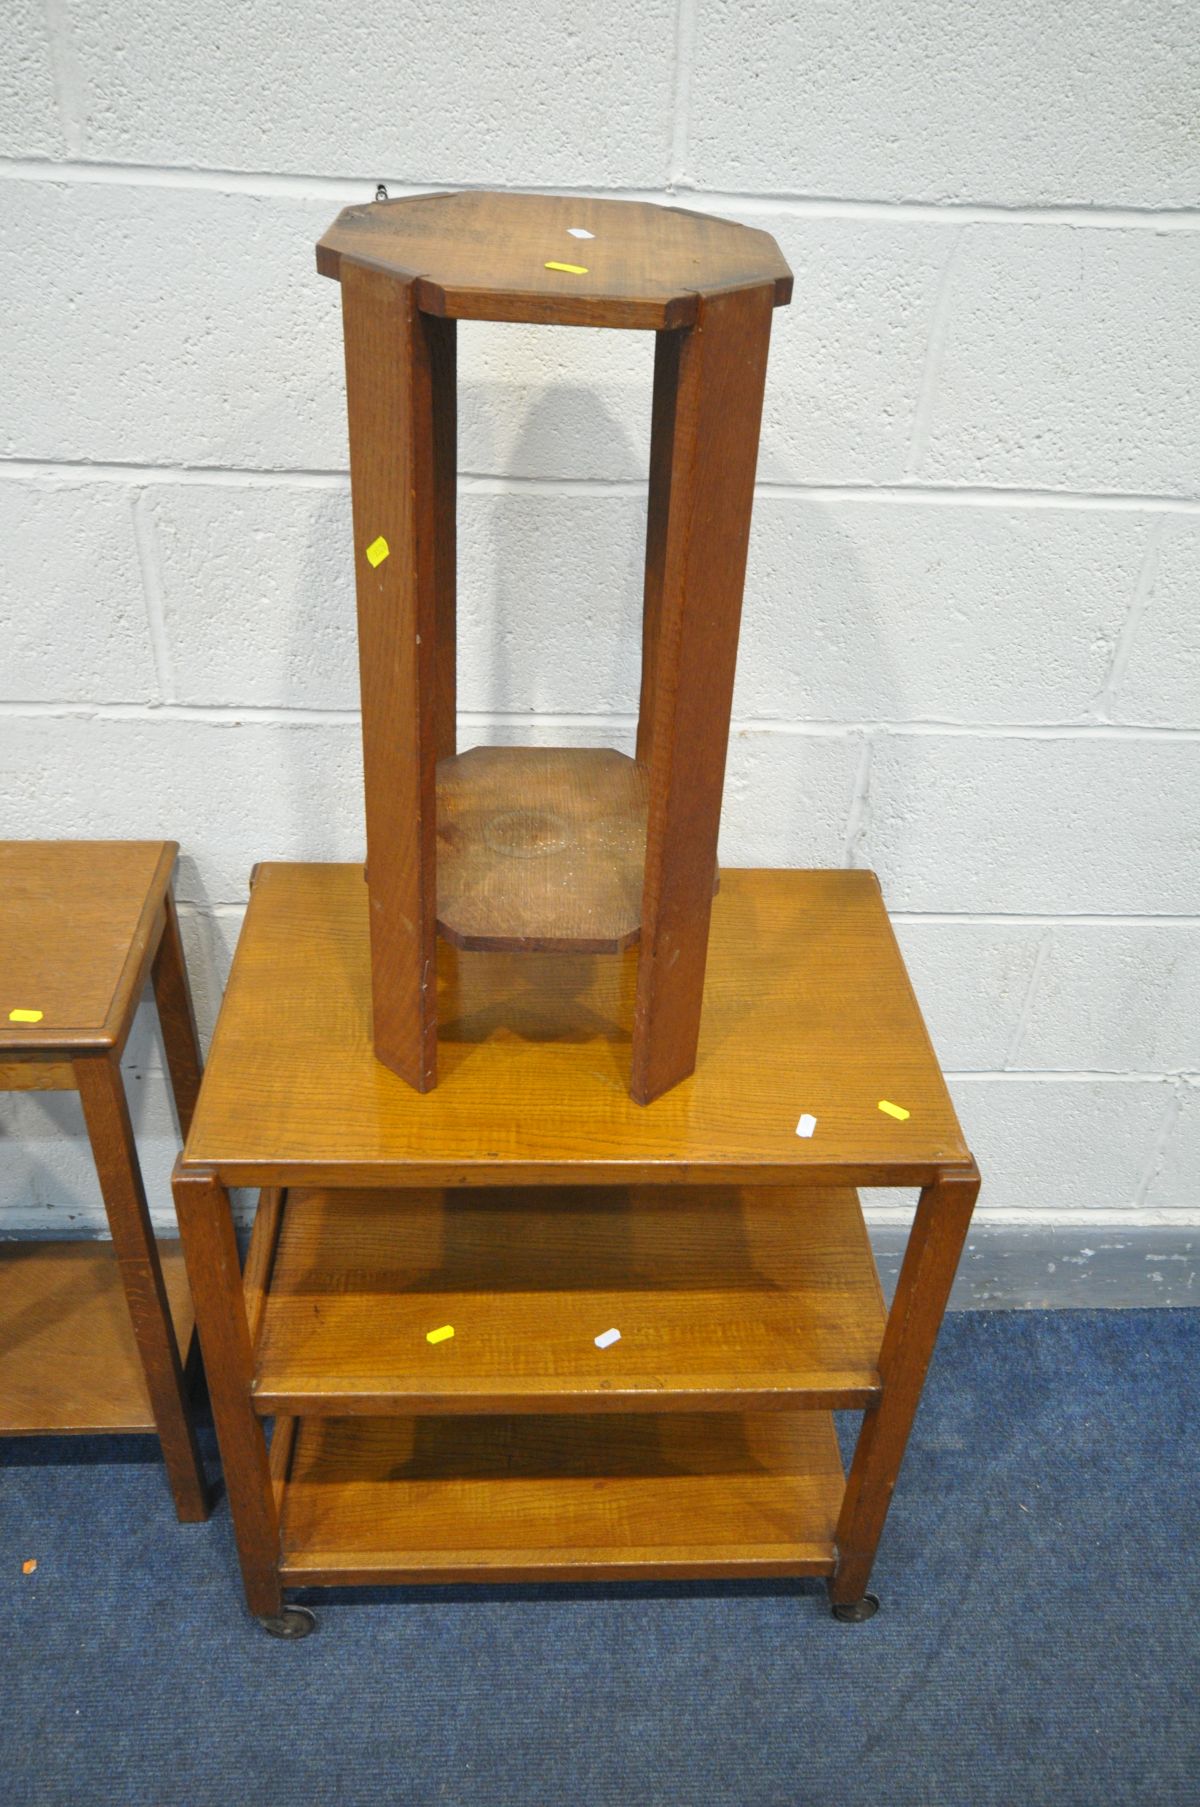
[
  {"x1": 0, "y1": 1239, "x2": 195, "y2": 1435},
  {"x1": 275, "y1": 1411, "x2": 845, "y2": 1586}
]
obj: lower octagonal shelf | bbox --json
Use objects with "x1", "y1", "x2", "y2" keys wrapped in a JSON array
[{"x1": 435, "y1": 745, "x2": 651, "y2": 953}]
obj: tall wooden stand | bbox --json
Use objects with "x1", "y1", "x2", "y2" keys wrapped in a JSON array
[
  {"x1": 175, "y1": 864, "x2": 979, "y2": 1635},
  {"x1": 319, "y1": 191, "x2": 793, "y2": 1102}
]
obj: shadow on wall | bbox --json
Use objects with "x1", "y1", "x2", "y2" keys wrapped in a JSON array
[
  {"x1": 482, "y1": 383, "x2": 645, "y2": 749},
  {"x1": 721, "y1": 496, "x2": 898, "y2": 872}
]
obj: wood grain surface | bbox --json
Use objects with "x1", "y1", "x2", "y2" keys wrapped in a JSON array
[
  {"x1": 278, "y1": 1411, "x2": 842, "y2": 1584},
  {"x1": 0, "y1": 1060, "x2": 76, "y2": 1091},
  {"x1": 76, "y1": 1051, "x2": 209, "y2": 1519},
  {"x1": 318, "y1": 190, "x2": 792, "y2": 330},
  {"x1": 150, "y1": 887, "x2": 204, "y2": 1137},
  {"x1": 831, "y1": 1160, "x2": 980, "y2": 1606},
  {"x1": 341, "y1": 261, "x2": 446, "y2": 1090},
  {"x1": 0, "y1": 841, "x2": 175, "y2": 1050},
  {"x1": 173, "y1": 1166, "x2": 283, "y2": 1615},
  {"x1": 632, "y1": 283, "x2": 775, "y2": 1102},
  {"x1": 436, "y1": 746, "x2": 650, "y2": 951},
  {"x1": 0, "y1": 1240, "x2": 195, "y2": 1434},
  {"x1": 184, "y1": 865, "x2": 969, "y2": 1187},
  {"x1": 252, "y1": 1183, "x2": 886, "y2": 1415}
]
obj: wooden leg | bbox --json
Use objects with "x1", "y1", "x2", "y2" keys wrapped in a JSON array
[
  {"x1": 340, "y1": 261, "x2": 454, "y2": 1091},
  {"x1": 631, "y1": 283, "x2": 776, "y2": 1105},
  {"x1": 173, "y1": 1165, "x2": 283, "y2": 1619},
  {"x1": 830, "y1": 1161, "x2": 981, "y2": 1609},
  {"x1": 74, "y1": 1054, "x2": 208, "y2": 1523},
  {"x1": 151, "y1": 887, "x2": 203, "y2": 1140}
]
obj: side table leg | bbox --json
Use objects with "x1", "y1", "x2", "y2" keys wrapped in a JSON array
[
  {"x1": 631, "y1": 284, "x2": 776, "y2": 1105},
  {"x1": 75, "y1": 1054, "x2": 208, "y2": 1523},
  {"x1": 830, "y1": 1160, "x2": 981, "y2": 1613},
  {"x1": 151, "y1": 887, "x2": 203, "y2": 1139},
  {"x1": 173, "y1": 1165, "x2": 284, "y2": 1620}
]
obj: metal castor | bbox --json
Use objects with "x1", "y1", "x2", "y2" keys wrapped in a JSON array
[
  {"x1": 831, "y1": 1594, "x2": 880, "y2": 1623},
  {"x1": 257, "y1": 1605, "x2": 317, "y2": 1639}
]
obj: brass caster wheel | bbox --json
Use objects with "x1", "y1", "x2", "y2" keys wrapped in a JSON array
[
  {"x1": 257, "y1": 1605, "x2": 317, "y2": 1639},
  {"x1": 831, "y1": 1594, "x2": 880, "y2": 1623}
]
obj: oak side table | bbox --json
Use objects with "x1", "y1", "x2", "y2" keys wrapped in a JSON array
[
  {"x1": 0, "y1": 841, "x2": 209, "y2": 1521},
  {"x1": 174, "y1": 863, "x2": 979, "y2": 1636},
  {"x1": 318, "y1": 191, "x2": 793, "y2": 1104}
]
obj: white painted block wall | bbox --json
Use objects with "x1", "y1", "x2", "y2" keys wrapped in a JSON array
[{"x1": 1, "y1": 1, "x2": 1197, "y2": 1300}]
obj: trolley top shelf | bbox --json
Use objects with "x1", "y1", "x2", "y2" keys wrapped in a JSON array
[{"x1": 181, "y1": 864, "x2": 970, "y2": 1189}]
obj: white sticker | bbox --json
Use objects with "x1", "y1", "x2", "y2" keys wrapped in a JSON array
[
  {"x1": 796, "y1": 1113, "x2": 817, "y2": 1138},
  {"x1": 594, "y1": 1327, "x2": 621, "y2": 1349},
  {"x1": 568, "y1": 227, "x2": 595, "y2": 239}
]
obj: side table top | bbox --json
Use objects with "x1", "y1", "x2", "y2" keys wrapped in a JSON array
[
  {"x1": 317, "y1": 190, "x2": 793, "y2": 330},
  {"x1": 183, "y1": 865, "x2": 969, "y2": 1188},
  {"x1": 0, "y1": 841, "x2": 176, "y2": 1052}
]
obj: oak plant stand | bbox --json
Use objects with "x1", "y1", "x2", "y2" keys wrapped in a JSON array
[
  {"x1": 0, "y1": 841, "x2": 209, "y2": 1522},
  {"x1": 174, "y1": 864, "x2": 979, "y2": 1636},
  {"x1": 318, "y1": 191, "x2": 793, "y2": 1104}
]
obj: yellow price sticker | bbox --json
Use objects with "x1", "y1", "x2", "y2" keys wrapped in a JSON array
[
  {"x1": 544, "y1": 260, "x2": 588, "y2": 275},
  {"x1": 9, "y1": 1009, "x2": 44, "y2": 1024},
  {"x1": 426, "y1": 1324, "x2": 455, "y2": 1345},
  {"x1": 366, "y1": 536, "x2": 390, "y2": 567},
  {"x1": 878, "y1": 1099, "x2": 910, "y2": 1121}
]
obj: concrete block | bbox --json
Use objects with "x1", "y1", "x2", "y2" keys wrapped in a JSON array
[
  {"x1": 2, "y1": 179, "x2": 961, "y2": 493},
  {"x1": 919, "y1": 225, "x2": 1200, "y2": 496},
  {"x1": 177, "y1": 905, "x2": 243, "y2": 1050},
  {"x1": 687, "y1": 0, "x2": 1200, "y2": 206},
  {"x1": 1114, "y1": 518, "x2": 1200, "y2": 729},
  {"x1": 2, "y1": 178, "x2": 674, "y2": 482},
  {"x1": 68, "y1": 0, "x2": 676, "y2": 186},
  {"x1": 892, "y1": 920, "x2": 1043, "y2": 1072},
  {"x1": 718, "y1": 729, "x2": 866, "y2": 868},
  {"x1": 2, "y1": 714, "x2": 365, "y2": 906},
  {"x1": 1145, "y1": 1083, "x2": 1200, "y2": 1212},
  {"x1": 736, "y1": 498, "x2": 1145, "y2": 722},
  {"x1": 149, "y1": 483, "x2": 358, "y2": 709},
  {"x1": 0, "y1": 480, "x2": 158, "y2": 702},
  {"x1": 1014, "y1": 926, "x2": 1200, "y2": 1074},
  {"x1": 0, "y1": 181, "x2": 346, "y2": 471},
  {"x1": 948, "y1": 1077, "x2": 1173, "y2": 1213},
  {"x1": 473, "y1": 719, "x2": 634, "y2": 756},
  {"x1": 0, "y1": 0, "x2": 64, "y2": 157},
  {"x1": 752, "y1": 214, "x2": 958, "y2": 485},
  {"x1": 865, "y1": 733, "x2": 1200, "y2": 914}
]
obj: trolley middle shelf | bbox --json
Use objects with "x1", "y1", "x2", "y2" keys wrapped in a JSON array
[{"x1": 247, "y1": 1181, "x2": 887, "y2": 1418}]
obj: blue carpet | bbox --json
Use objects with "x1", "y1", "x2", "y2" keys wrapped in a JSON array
[{"x1": 1, "y1": 1309, "x2": 1196, "y2": 1806}]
